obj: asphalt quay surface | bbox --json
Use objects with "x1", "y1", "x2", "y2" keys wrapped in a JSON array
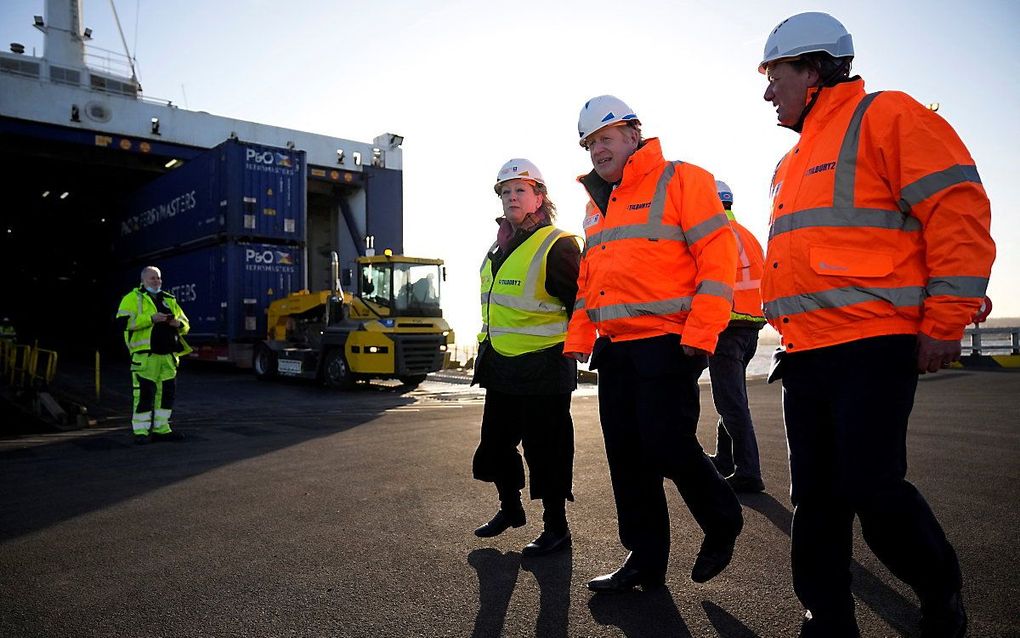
[{"x1": 1, "y1": 364, "x2": 1018, "y2": 637}]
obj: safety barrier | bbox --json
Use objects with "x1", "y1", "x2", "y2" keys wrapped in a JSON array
[
  {"x1": 954, "y1": 326, "x2": 1020, "y2": 370},
  {"x1": 1, "y1": 341, "x2": 59, "y2": 389},
  {"x1": 964, "y1": 326, "x2": 1020, "y2": 356}
]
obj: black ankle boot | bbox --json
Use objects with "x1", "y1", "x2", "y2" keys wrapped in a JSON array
[{"x1": 522, "y1": 527, "x2": 572, "y2": 556}]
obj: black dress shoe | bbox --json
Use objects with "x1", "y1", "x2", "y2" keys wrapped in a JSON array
[
  {"x1": 691, "y1": 536, "x2": 736, "y2": 583},
  {"x1": 726, "y1": 475, "x2": 766, "y2": 493},
  {"x1": 587, "y1": 565, "x2": 665, "y2": 593},
  {"x1": 920, "y1": 591, "x2": 966, "y2": 638},
  {"x1": 474, "y1": 508, "x2": 526, "y2": 538},
  {"x1": 522, "y1": 529, "x2": 571, "y2": 557}
]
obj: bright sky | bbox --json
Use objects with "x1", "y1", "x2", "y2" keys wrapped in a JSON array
[{"x1": 3, "y1": 0, "x2": 1017, "y2": 342}]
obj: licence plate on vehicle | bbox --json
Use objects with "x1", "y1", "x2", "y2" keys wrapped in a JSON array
[{"x1": 278, "y1": 359, "x2": 303, "y2": 375}]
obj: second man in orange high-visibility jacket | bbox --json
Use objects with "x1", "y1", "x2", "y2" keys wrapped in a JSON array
[
  {"x1": 759, "y1": 12, "x2": 993, "y2": 637},
  {"x1": 568, "y1": 95, "x2": 743, "y2": 594}
]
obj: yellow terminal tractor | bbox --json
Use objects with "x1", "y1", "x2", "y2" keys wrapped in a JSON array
[{"x1": 253, "y1": 251, "x2": 451, "y2": 388}]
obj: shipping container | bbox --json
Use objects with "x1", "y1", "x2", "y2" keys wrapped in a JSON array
[
  {"x1": 119, "y1": 241, "x2": 304, "y2": 355},
  {"x1": 115, "y1": 139, "x2": 307, "y2": 257}
]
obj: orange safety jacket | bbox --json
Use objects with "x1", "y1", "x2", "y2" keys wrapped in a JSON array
[
  {"x1": 566, "y1": 138, "x2": 737, "y2": 355},
  {"x1": 764, "y1": 78, "x2": 994, "y2": 352},
  {"x1": 728, "y1": 213, "x2": 766, "y2": 322}
]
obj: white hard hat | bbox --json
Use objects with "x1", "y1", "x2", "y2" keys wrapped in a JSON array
[
  {"x1": 715, "y1": 180, "x2": 733, "y2": 204},
  {"x1": 494, "y1": 158, "x2": 545, "y2": 194},
  {"x1": 577, "y1": 95, "x2": 640, "y2": 147},
  {"x1": 759, "y1": 12, "x2": 854, "y2": 74}
]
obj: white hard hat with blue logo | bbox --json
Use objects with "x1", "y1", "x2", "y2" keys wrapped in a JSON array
[
  {"x1": 715, "y1": 180, "x2": 733, "y2": 204},
  {"x1": 577, "y1": 95, "x2": 640, "y2": 148},
  {"x1": 494, "y1": 158, "x2": 545, "y2": 195}
]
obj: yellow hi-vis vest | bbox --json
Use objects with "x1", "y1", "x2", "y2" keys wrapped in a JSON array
[
  {"x1": 116, "y1": 288, "x2": 192, "y2": 355},
  {"x1": 478, "y1": 225, "x2": 573, "y2": 356}
]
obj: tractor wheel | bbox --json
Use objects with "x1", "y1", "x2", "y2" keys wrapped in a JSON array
[
  {"x1": 323, "y1": 349, "x2": 355, "y2": 389},
  {"x1": 253, "y1": 343, "x2": 277, "y2": 380}
]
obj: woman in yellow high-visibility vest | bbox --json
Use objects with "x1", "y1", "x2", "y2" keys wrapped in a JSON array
[{"x1": 472, "y1": 158, "x2": 580, "y2": 557}]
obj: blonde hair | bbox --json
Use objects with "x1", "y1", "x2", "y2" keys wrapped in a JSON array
[{"x1": 533, "y1": 182, "x2": 557, "y2": 222}]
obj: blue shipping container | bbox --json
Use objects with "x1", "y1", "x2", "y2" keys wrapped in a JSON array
[
  {"x1": 116, "y1": 139, "x2": 306, "y2": 257},
  {"x1": 123, "y1": 241, "x2": 304, "y2": 343}
]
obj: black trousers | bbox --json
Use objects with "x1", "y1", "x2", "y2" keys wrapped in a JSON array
[
  {"x1": 472, "y1": 389, "x2": 574, "y2": 502},
  {"x1": 708, "y1": 325, "x2": 763, "y2": 480},
  {"x1": 594, "y1": 335, "x2": 743, "y2": 575},
  {"x1": 782, "y1": 335, "x2": 962, "y2": 620}
]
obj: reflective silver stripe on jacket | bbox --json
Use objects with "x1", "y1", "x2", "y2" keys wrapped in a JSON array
[
  {"x1": 697, "y1": 279, "x2": 734, "y2": 303},
  {"x1": 583, "y1": 162, "x2": 730, "y2": 256},
  {"x1": 899, "y1": 164, "x2": 982, "y2": 213},
  {"x1": 926, "y1": 276, "x2": 988, "y2": 299},
  {"x1": 764, "y1": 285, "x2": 925, "y2": 319},
  {"x1": 732, "y1": 227, "x2": 761, "y2": 292},
  {"x1": 832, "y1": 92, "x2": 882, "y2": 208},
  {"x1": 587, "y1": 296, "x2": 693, "y2": 323},
  {"x1": 136, "y1": 291, "x2": 147, "y2": 330},
  {"x1": 119, "y1": 290, "x2": 147, "y2": 330},
  {"x1": 488, "y1": 322, "x2": 569, "y2": 338},
  {"x1": 770, "y1": 206, "x2": 921, "y2": 239},
  {"x1": 685, "y1": 214, "x2": 731, "y2": 245}
]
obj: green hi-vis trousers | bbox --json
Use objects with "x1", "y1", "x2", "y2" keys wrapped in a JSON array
[{"x1": 130, "y1": 352, "x2": 179, "y2": 436}]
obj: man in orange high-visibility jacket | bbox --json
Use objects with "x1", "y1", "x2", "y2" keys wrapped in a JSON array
[
  {"x1": 567, "y1": 95, "x2": 743, "y2": 593},
  {"x1": 707, "y1": 181, "x2": 767, "y2": 494},
  {"x1": 759, "y1": 12, "x2": 994, "y2": 638}
]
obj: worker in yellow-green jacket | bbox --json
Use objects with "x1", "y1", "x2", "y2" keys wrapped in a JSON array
[{"x1": 116, "y1": 265, "x2": 192, "y2": 444}]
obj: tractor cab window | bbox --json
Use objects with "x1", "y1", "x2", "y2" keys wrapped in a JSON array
[
  {"x1": 359, "y1": 263, "x2": 392, "y2": 312},
  {"x1": 394, "y1": 263, "x2": 442, "y2": 317},
  {"x1": 358, "y1": 261, "x2": 442, "y2": 318}
]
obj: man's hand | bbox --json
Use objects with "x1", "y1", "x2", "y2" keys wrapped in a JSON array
[
  {"x1": 682, "y1": 345, "x2": 710, "y2": 357},
  {"x1": 916, "y1": 332, "x2": 962, "y2": 374},
  {"x1": 167, "y1": 318, "x2": 181, "y2": 328},
  {"x1": 565, "y1": 351, "x2": 590, "y2": 364},
  {"x1": 152, "y1": 312, "x2": 170, "y2": 323}
]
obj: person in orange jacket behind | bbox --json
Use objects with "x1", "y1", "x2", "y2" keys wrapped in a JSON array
[
  {"x1": 759, "y1": 12, "x2": 994, "y2": 638},
  {"x1": 566, "y1": 95, "x2": 743, "y2": 593},
  {"x1": 706, "y1": 180, "x2": 767, "y2": 494}
]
